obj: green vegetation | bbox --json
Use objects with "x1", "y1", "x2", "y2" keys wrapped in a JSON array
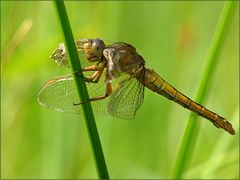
[
  {"x1": 54, "y1": 1, "x2": 109, "y2": 179},
  {"x1": 173, "y1": 1, "x2": 237, "y2": 178},
  {"x1": 1, "y1": 1, "x2": 239, "y2": 179}
]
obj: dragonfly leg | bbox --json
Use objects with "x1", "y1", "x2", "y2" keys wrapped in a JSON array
[
  {"x1": 73, "y1": 82, "x2": 112, "y2": 105},
  {"x1": 74, "y1": 62, "x2": 106, "y2": 83},
  {"x1": 73, "y1": 65, "x2": 101, "y2": 75},
  {"x1": 90, "y1": 82, "x2": 112, "y2": 101},
  {"x1": 82, "y1": 65, "x2": 102, "y2": 71},
  {"x1": 83, "y1": 70, "x2": 103, "y2": 83},
  {"x1": 88, "y1": 56, "x2": 101, "y2": 62},
  {"x1": 73, "y1": 61, "x2": 106, "y2": 74}
]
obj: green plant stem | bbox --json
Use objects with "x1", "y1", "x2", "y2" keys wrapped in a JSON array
[
  {"x1": 54, "y1": 1, "x2": 109, "y2": 179},
  {"x1": 172, "y1": 1, "x2": 236, "y2": 178}
]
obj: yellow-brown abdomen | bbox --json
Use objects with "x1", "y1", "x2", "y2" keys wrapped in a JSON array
[{"x1": 142, "y1": 68, "x2": 235, "y2": 135}]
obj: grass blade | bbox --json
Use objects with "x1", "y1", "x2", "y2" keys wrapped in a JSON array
[
  {"x1": 172, "y1": 1, "x2": 237, "y2": 178},
  {"x1": 54, "y1": 1, "x2": 109, "y2": 179}
]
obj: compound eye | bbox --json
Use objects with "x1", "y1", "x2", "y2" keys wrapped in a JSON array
[{"x1": 92, "y1": 39, "x2": 105, "y2": 57}]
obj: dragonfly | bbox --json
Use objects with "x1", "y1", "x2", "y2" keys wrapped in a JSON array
[{"x1": 38, "y1": 38, "x2": 235, "y2": 135}]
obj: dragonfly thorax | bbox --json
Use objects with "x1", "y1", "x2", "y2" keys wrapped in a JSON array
[{"x1": 103, "y1": 45, "x2": 145, "y2": 78}]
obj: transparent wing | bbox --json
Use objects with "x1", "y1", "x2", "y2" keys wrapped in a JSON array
[
  {"x1": 38, "y1": 75, "x2": 81, "y2": 113},
  {"x1": 108, "y1": 75, "x2": 144, "y2": 119},
  {"x1": 38, "y1": 71, "x2": 109, "y2": 115}
]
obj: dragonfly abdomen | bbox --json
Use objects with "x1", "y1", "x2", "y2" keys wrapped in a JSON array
[{"x1": 142, "y1": 68, "x2": 235, "y2": 135}]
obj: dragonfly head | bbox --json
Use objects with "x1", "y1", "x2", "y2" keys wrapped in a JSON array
[
  {"x1": 92, "y1": 38, "x2": 106, "y2": 57},
  {"x1": 76, "y1": 38, "x2": 106, "y2": 61}
]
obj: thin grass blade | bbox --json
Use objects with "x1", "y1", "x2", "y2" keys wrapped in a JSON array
[
  {"x1": 173, "y1": 1, "x2": 237, "y2": 178},
  {"x1": 54, "y1": 1, "x2": 109, "y2": 179}
]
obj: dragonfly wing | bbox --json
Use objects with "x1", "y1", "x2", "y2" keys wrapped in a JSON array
[
  {"x1": 108, "y1": 76, "x2": 144, "y2": 119},
  {"x1": 38, "y1": 75, "x2": 82, "y2": 113},
  {"x1": 38, "y1": 73, "x2": 109, "y2": 115}
]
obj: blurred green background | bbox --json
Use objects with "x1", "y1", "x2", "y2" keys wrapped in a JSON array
[{"x1": 1, "y1": 1, "x2": 239, "y2": 179}]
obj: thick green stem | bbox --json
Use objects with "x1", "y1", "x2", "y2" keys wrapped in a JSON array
[
  {"x1": 54, "y1": 1, "x2": 109, "y2": 179},
  {"x1": 172, "y1": 1, "x2": 236, "y2": 178}
]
